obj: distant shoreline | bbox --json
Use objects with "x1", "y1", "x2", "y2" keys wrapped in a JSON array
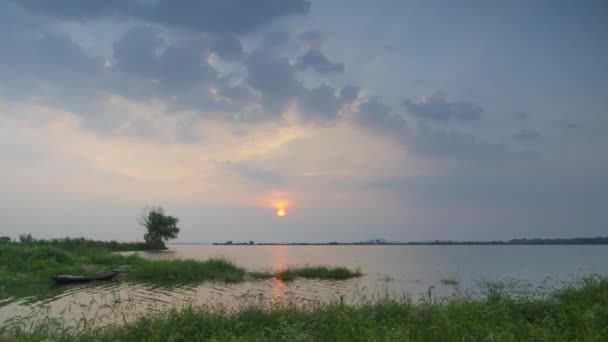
[{"x1": 171, "y1": 237, "x2": 608, "y2": 246}]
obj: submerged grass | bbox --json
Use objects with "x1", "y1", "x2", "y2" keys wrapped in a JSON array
[{"x1": 2, "y1": 276, "x2": 608, "y2": 341}]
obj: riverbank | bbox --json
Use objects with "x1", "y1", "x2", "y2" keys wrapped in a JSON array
[
  {"x1": 2, "y1": 276, "x2": 607, "y2": 341},
  {"x1": 0, "y1": 242, "x2": 362, "y2": 289}
]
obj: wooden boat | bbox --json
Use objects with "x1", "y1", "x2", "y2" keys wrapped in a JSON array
[{"x1": 51, "y1": 270, "x2": 121, "y2": 284}]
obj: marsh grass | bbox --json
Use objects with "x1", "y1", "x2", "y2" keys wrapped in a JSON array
[
  {"x1": 0, "y1": 244, "x2": 362, "y2": 291},
  {"x1": 276, "y1": 266, "x2": 362, "y2": 281},
  {"x1": 3, "y1": 236, "x2": 152, "y2": 252},
  {"x1": 2, "y1": 276, "x2": 608, "y2": 341},
  {"x1": 125, "y1": 258, "x2": 247, "y2": 283}
]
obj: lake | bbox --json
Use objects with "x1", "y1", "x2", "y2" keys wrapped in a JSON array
[{"x1": 2, "y1": 245, "x2": 607, "y2": 326}]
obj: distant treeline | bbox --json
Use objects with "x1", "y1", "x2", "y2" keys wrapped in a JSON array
[
  {"x1": 212, "y1": 237, "x2": 608, "y2": 246},
  {"x1": 0, "y1": 234, "x2": 153, "y2": 251}
]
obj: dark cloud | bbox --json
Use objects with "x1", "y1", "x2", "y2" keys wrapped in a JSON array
[
  {"x1": 99, "y1": 26, "x2": 265, "y2": 123},
  {"x1": 245, "y1": 48, "x2": 346, "y2": 122},
  {"x1": 209, "y1": 34, "x2": 244, "y2": 61},
  {"x1": 263, "y1": 31, "x2": 290, "y2": 48},
  {"x1": 353, "y1": 98, "x2": 537, "y2": 163},
  {"x1": 245, "y1": 49, "x2": 301, "y2": 116},
  {"x1": 553, "y1": 119, "x2": 585, "y2": 130},
  {"x1": 297, "y1": 30, "x2": 322, "y2": 48},
  {"x1": 403, "y1": 93, "x2": 483, "y2": 122},
  {"x1": 353, "y1": 98, "x2": 405, "y2": 135},
  {"x1": 383, "y1": 44, "x2": 397, "y2": 52},
  {"x1": 35, "y1": 31, "x2": 103, "y2": 79},
  {"x1": 112, "y1": 26, "x2": 165, "y2": 78},
  {"x1": 0, "y1": 4, "x2": 103, "y2": 111},
  {"x1": 113, "y1": 26, "x2": 217, "y2": 88},
  {"x1": 295, "y1": 50, "x2": 344, "y2": 73},
  {"x1": 12, "y1": 0, "x2": 131, "y2": 20},
  {"x1": 159, "y1": 43, "x2": 218, "y2": 88},
  {"x1": 5, "y1": 1, "x2": 346, "y2": 127},
  {"x1": 0, "y1": 5, "x2": 102, "y2": 82},
  {"x1": 413, "y1": 128, "x2": 538, "y2": 162},
  {"x1": 340, "y1": 85, "x2": 359, "y2": 102},
  {"x1": 294, "y1": 30, "x2": 343, "y2": 74},
  {"x1": 514, "y1": 111, "x2": 529, "y2": 120},
  {"x1": 14, "y1": 0, "x2": 311, "y2": 34},
  {"x1": 514, "y1": 129, "x2": 542, "y2": 142},
  {"x1": 298, "y1": 84, "x2": 344, "y2": 122}
]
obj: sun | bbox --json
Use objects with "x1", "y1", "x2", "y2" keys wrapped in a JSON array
[{"x1": 276, "y1": 208, "x2": 286, "y2": 217}]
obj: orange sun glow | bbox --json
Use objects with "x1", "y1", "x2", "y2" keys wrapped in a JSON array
[{"x1": 276, "y1": 208, "x2": 286, "y2": 217}]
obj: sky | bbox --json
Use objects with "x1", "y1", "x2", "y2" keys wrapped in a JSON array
[{"x1": 1, "y1": 0, "x2": 607, "y2": 243}]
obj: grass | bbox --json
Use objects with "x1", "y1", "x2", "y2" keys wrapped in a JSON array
[
  {"x1": 0, "y1": 244, "x2": 142, "y2": 287},
  {"x1": 125, "y1": 258, "x2": 247, "y2": 283},
  {"x1": 2, "y1": 276, "x2": 608, "y2": 341},
  {"x1": 5, "y1": 235, "x2": 154, "y2": 252},
  {"x1": 276, "y1": 265, "x2": 362, "y2": 281},
  {"x1": 0, "y1": 243, "x2": 362, "y2": 291}
]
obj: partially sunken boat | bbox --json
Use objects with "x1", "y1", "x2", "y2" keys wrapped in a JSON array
[{"x1": 51, "y1": 270, "x2": 121, "y2": 284}]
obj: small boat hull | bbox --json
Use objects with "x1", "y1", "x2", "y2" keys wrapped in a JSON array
[{"x1": 51, "y1": 270, "x2": 121, "y2": 284}]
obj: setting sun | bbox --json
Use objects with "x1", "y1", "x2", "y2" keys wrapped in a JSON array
[{"x1": 276, "y1": 208, "x2": 286, "y2": 217}]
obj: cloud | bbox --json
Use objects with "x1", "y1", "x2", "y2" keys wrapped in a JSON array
[
  {"x1": 353, "y1": 98, "x2": 405, "y2": 135},
  {"x1": 0, "y1": 6, "x2": 104, "y2": 113},
  {"x1": 514, "y1": 128, "x2": 542, "y2": 142},
  {"x1": 514, "y1": 111, "x2": 529, "y2": 120},
  {"x1": 0, "y1": 2, "x2": 103, "y2": 88},
  {"x1": 413, "y1": 128, "x2": 539, "y2": 162},
  {"x1": 108, "y1": 26, "x2": 257, "y2": 117},
  {"x1": 209, "y1": 34, "x2": 244, "y2": 61},
  {"x1": 245, "y1": 49, "x2": 302, "y2": 117},
  {"x1": 13, "y1": 0, "x2": 311, "y2": 34},
  {"x1": 221, "y1": 161, "x2": 284, "y2": 187},
  {"x1": 403, "y1": 93, "x2": 483, "y2": 122},
  {"x1": 353, "y1": 98, "x2": 537, "y2": 163},
  {"x1": 553, "y1": 119, "x2": 585, "y2": 130},
  {"x1": 111, "y1": 26, "x2": 166, "y2": 78},
  {"x1": 245, "y1": 47, "x2": 347, "y2": 122},
  {"x1": 340, "y1": 85, "x2": 359, "y2": 102},
  {"x1": 295, "y1": 50, "x2": 344, "y2": 73},
  {"x1": 298, "y1": 84, "x2": 345, "y2": 122},
  {"x1": 297, "y1": 30, "x2": 322, "y2": 49}
]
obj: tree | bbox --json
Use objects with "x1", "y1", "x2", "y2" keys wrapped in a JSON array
[
  {"x1": 0, "y1": 236, "x2": 10, "y2": 243},
  {"x1": 19, "y1": 234, "x2": 35, "y2": 244},
  {"x1": 139, "y1": 205, "x2": 180, "y2": 250}
]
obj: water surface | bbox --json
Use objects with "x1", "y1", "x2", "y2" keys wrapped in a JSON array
[{"x1": 2, "y1": 245, "x2": 607, "y2": 326}]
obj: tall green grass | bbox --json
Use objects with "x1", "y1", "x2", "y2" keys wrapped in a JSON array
[
  {"x1": 277, "y1": 265, "x2": 362, "y2": 281},
  {"x1": 0, "y1": 244, "x2": 142, "y2": 287},
  {"x1": 5, "y1": 235, "x2": 153, "y2": 252},
  {"x1": 126, "y1": 258, "x2": 247, "y2": 283},
  {"x1": 2, "y1": 276, "x2": 608, "y2": 341}
]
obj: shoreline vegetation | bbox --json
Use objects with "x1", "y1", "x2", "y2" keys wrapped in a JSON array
[
  {"x1": 0, "y1": 237, "x2": 362, "y2": 289},
  {"x1": 211, "y1": 236, "x2": 608, "y2": 245},
  {"x1": 2, "y1": 276, "x2": 607, "y2": 341}
]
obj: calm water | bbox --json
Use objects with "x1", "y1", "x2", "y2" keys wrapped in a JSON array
[{"x1": 2, "y1": 245, "x2": 607, "y2": 326}]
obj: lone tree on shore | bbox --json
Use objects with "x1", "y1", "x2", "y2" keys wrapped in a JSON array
[{"x1": 139, "y1": 205, "x2": 180, "y2": 249}]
